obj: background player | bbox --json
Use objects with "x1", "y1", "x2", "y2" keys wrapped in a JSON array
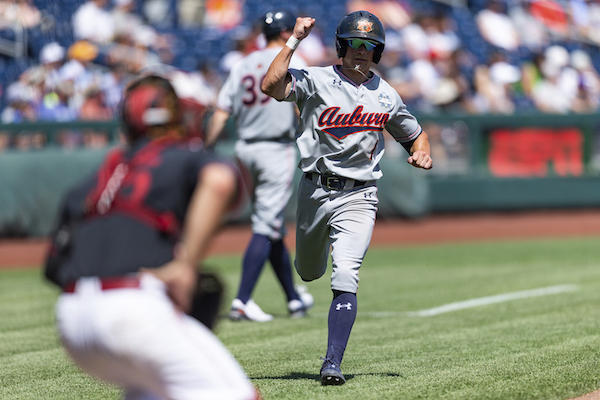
[
  {"x1": 206, "y1": 8, "x2": 313, "y2": 322},
  {"x1": 262, "y1": 11, "x2": 433, "y2": 385},
  {"x1": 44, "y1": 74, "x2": 259, "y2": 400}
]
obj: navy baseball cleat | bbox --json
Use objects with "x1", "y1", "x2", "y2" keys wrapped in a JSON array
[{"x1": 320, "y1": 357, "x2": 346, "y2": 386}]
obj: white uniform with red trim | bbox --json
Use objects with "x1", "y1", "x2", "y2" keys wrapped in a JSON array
[
  {"x1": 285, "y1": 64, "x2": 423, "y2": 293},
  {"x1": 56, "y1": 274, "x2": 258, "y2": 400}
]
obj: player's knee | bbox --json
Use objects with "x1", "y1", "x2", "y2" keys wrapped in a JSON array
[{"x1": 330, "y1": 263, "x2": 360, "y2": 293}]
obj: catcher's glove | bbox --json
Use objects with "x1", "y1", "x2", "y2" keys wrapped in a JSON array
[{"x1": 188, "y1": 270, "x2": 225, "y2": 331}]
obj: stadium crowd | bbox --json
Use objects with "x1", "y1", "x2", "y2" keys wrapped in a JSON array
[{"x1": 1, "y1": 0, "x2": 600, "y2": 150}]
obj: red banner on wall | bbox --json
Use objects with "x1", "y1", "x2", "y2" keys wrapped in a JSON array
[{"x1": 488, "y1": 128, "x2": 584, "y2": 177}]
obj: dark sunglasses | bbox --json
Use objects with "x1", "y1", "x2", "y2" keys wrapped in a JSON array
[{"x1": 347, "y1": 38, "x2": 378, "y2": 51}]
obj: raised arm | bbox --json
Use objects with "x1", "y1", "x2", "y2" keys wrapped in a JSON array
[{"x1": 261, "y1": 16, "x2": 315, "y2": 100}]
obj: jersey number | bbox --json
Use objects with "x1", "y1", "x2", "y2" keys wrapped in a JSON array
[{"x1": 242, "y1": 75, "x2": 270, "y2": 106}]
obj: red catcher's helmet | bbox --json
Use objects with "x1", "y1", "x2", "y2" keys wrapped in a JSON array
[
  {"x1": 120, "y1": 74, "x2": 182, "y2": 141},
  {"x1": 335, "y1": 11, "x2": 386, "y2": 64}
]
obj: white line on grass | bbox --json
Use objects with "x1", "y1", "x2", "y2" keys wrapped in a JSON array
[
  {"x1": 406, "y1": 284, "x2": 579, "y2": 317},
  {"x1": 312, "y1": 284, "x2": 580, "y2": 319}
]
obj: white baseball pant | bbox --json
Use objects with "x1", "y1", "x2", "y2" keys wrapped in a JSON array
[
  {"x1": 294, "y1": 173, "x2": 379, "y2": 293},
  {"x1": 55, "y1": 274, "x2": 257, "y2": 400}
]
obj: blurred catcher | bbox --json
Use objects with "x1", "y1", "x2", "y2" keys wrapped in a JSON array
[{"x1": 44, "y1": 73, "x2": 259, "y2": 400}]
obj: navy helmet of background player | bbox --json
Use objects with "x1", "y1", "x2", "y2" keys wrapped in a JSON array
[
  {"x1": 205, "y1": 8, "x2": 313, "y2": 322},
  {"x1": 261, "y1": 11, "x2": 433, "y2": 386},
  {"x1": 44, "y1": 74, "x2": 259, "y2": 400}
]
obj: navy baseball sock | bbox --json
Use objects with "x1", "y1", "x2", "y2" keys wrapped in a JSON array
[
  {"x1": 269, "y1": 240, "x2": 300, "y2": 301},
  {"x1": 326, "y1": 291, "x2": 357, "y2": 365},
  {"x1": 237, "y1": 234, "x2": 271, "y2": 303}
]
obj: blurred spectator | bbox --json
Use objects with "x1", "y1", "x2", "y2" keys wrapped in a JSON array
[
  {"x1": 585, "y1": 0, "x2": 600, "y2": 45},
  {"x1": 429, "y1": 14, "x2": 461, "y2": 61},
  {"x1": 296, "y1": 26, "x2": 328, "y2": 66},
  {"x1": 100, "y1": 61, "x2": 129, "y2": 112},
  {"x1": 476, "y1": 0, "x2": 520, "y2": 51},
  {"x1": 430, "y1": 49, "x2": 476, "y2": 113},
  {"x1": 178, "y1": 0, "x2": 206, "y2": 28},
  {"x1": 203, "y1": 0, "x2": 243, "y2": 30},
  {"x1": 36, "y1": 83, "x2": 77, "y2": 122},
  {"x1": 218, "y1": 26, "x2": 259, "y2": 74},
  {"x1": 0, "y1": 0, "x2": 41, "y2": 28},
  {"x1": 402, "y1": 14, "x2": 433, "y2": 61},
  {"x1": 1, "y1": 98, "x2": 36, "y2": 123},
  {"x1": 472, "y1": 51, "x2": 520, "y2": 114},
  {"x1": 346, "y1": 0, "x2": 412, "y2": 31},
  {"x1": 112, "y1": 0, "x2": 145, "y2": 39},
  {"x1": 60, "y1": 40, "x2": 102, "y2": 112},
  {"x1": 530, "y1": 45, "x2": 579, "y2": 113},
  {"x1": 142, "y1": 0, "x2": 174, "y2": 28},
  {"x1": 529, "y1": 0, "x2": 569, "y2": 37},
  {"x1": 508, "y1": 0, "x2": 550, "y2": 53},
  {"x1": 570, "y1": 48, "x2": 600, "y2": 111},
  {"x1": 72, "y1": 0, "x2": 115, "y2": 45},
  {"x1": 111, "y1": 0, "x2": 174, "y2": 64},
  {"x1": 79, "y1": 86, "x2": 113, "y2": 148},
  {"x1": 39, "y1": 42, "x2": 67, "y2": 92}
]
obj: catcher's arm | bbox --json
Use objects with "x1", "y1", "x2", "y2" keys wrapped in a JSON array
[
  {"x1": 261, "y1": 16, "x2": 315, "y2": 100},
  {"x1": 143, "y1": 163, "x2": 238, "y2": 313}
]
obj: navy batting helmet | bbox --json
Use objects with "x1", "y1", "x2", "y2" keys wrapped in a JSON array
[
  {"x1": 262, "y1": 8, "x2": 296, "y2": 38},
  {"x1": 335, "y1": 11, "x2": 385, "y2": 64}
]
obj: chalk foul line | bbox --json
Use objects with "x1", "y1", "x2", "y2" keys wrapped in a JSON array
[{"x1": 361, "y1": 284, "x2": 579, "y2": 318}]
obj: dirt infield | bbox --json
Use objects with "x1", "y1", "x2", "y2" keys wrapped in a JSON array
[{"x1": 2, "y1": 209, "x2": 600, "y2": 269}]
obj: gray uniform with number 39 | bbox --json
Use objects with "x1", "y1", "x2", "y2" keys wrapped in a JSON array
[
  {"x1": 284, "y1": 65, "x2": 423, "y2": 293},
  {"x1": 217, "y1": 47, "x2": 307, "y2": 240}
]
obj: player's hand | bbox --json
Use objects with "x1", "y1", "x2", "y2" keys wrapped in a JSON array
[
  {"x1": 407, "y1": 150, "x2": 433, "y2": 170},
  {"x1": 140, "y1": 261, "x2": 198, "y2": 313},
  {"x1": 293, "y1": 17, "x2": 315, "y2": 40}
]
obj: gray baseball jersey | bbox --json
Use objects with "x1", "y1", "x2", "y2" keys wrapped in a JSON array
[
  {"x1": 217, "y1": 47, "x2": 307, "y2": 142},
  {"x1": 285, "y1": 65, "x2": 423, "y2": 293},
  {"x1": 286, "y1": 64, "x2": 422, "y2": 181},
  {"x1": 216, "y1": 47, "x2": 307, "y2": 240}
]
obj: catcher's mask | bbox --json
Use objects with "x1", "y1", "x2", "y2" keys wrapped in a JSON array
[
  {"x1": 335, "y1": 10, "x2": 385, "y2": 64},
  {"x1": 262, "y1": 8, "x2": 296, "y2": 39},
  {"x1": 120, "y1": 74, "x2": 182, "y2": 142}
]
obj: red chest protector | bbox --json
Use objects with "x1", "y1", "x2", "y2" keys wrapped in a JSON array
[{"x1": 84, "y1": 138, "x2": 182, "y2": 237}]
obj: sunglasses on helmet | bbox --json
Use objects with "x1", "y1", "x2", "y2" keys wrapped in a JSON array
[{"x1": 346, "y1": 38, "x2": 378, "y2": 51}]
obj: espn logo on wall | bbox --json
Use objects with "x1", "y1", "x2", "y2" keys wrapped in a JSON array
[{"x1": 488, "y1": 128, "x2": 584, "y2": 177}]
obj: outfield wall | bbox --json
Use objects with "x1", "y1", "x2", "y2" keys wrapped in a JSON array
[{"x1": 1, "y1": 114, "x2": 599, "y2": 237}]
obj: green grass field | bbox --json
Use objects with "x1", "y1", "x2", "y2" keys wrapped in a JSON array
[{"x1": 2, "y1": 237, "x2": 600, "y2": 400}]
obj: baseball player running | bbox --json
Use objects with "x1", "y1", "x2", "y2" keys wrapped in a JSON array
[
  {"x1": 206, "y1": 8, "x2": 313, "y2": 322},
  {"x1": 44, "y1": 74, "x2": 258, "y2": 400},
  {"x1": 262, "y1": 11, "x2": 433, "y2": 385}
]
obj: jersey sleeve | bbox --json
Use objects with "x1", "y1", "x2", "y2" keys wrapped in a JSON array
[
  {"x1": 384, "y1": 97, "x2": 423, "y2": 146},
  {"x1": 216, "y1": 69, "x2": 237, "y2": 112},
  {"x1": 284, "y1": 67, "x2": 315, "y2": 104}
]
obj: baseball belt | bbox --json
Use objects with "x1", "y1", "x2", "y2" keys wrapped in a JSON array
[
  {"x1": 305, "y1": 172, "x2": 368, "y2": 190},
  {"x1": 63, "y1": 276, "x2": 141, "y2": 293}
]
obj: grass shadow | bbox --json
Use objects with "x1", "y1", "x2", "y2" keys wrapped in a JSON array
[{"x1": 251, "y1": 371, "x2": 403, "y2": 383}]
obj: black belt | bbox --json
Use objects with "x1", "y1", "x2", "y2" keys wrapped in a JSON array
[{"x1": 305, "y1": 172, "x2": 368, "y2": 190}]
